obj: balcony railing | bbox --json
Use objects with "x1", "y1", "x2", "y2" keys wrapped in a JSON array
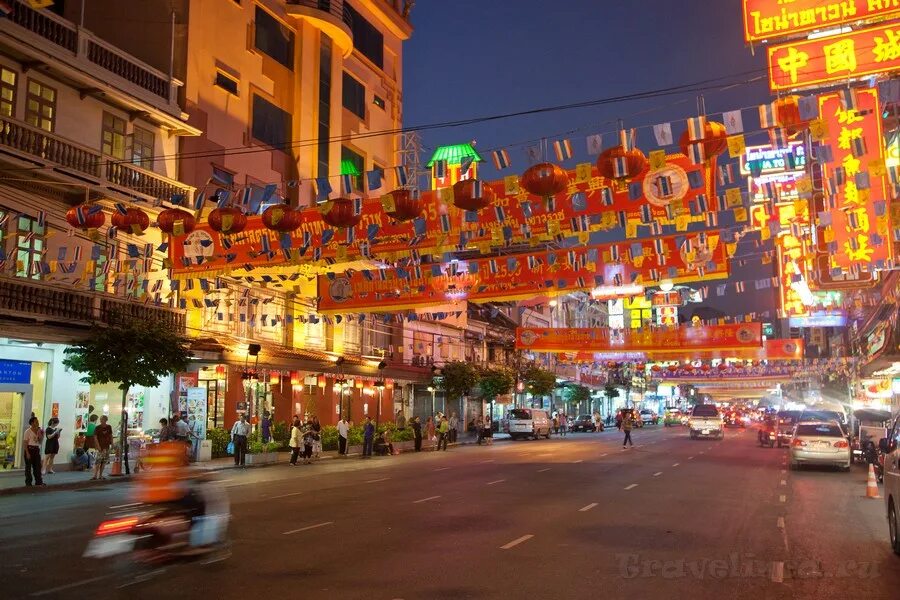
[
  {"x1": 0, "y1": 275, "x2": 185, "y2": 333},
  {"x1": 286, "y1": 0, "x2": 353, "y2": 27},
  {"x1": 0, "y1": 114, "x2": 194, "y2": 203},
  {"x1": 3, "y1": 0, "x2": 181, "y2": 114}
]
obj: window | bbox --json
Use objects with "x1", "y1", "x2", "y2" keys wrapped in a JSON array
[
  {"x1": 342, "y1": 72, "x2": 365, "y2": 119},
  {"x1": 690, "y1": 405, "x2": 719, "y2": 418},
  {"x1": 16, "y1": 215, "x2": 45, "y2": 280},
  {"x1": 131, "y1": 126, "x2": 154, "y2": 169},
  {"x1": 210, "y1": 165, "x2": 234, "y2": 188},
  {"x1": 0, "y1": 67, "x2": 16, "y2": 117},
  {"x1": 101, "y1": 112, "x2": 127, "y2": 159},
  {"x1": 373, "y1": 94, "x2": 385, "y2": 110},
  {"x1": 214, "y1": 71, "x2": 239, "y2": 95},
  {"x1": 251, "y1": 94, "x2": 292, "y2": 150},
  {"x1": 341, "y1": 146, "x2": 364, "y2": 192},
  {"x1": 317, "y1": 36, "x2": 333, "y2": 181},
  {"x1": 345, "y1": 3, "x2": 383, "y2": 69},
  {"x1": 254, "y1": 6, "x2": 294, "y2": 70},
  {"x1": 24, "y1": 79, "x2": 55, "y2": 132},
  {"x1": 796, "y1": 424, "x2": 843, "y2": 437}
]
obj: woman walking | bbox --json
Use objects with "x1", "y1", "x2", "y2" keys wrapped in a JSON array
[
  {"x1": 411, "y1": 416, "x2": 422, "y2": 452},
  {"x1": 425, "y1": 416, "x2": 436, "y2": 450},
  {"x1": 289, "y1": 417, "x2": 302, "y2": 466},
  {"x1": 42, "y1": 417, "x2": 61, "y2": 475},
  {"x1": 311, "y1": 416, "x2": 322, "y2": 460}
]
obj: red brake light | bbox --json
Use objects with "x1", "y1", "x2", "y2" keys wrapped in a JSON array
[
  {"x1": 96, "y1": 517, "x2": 138, "y2": 536},
  {"x1": 791, "y1": 439, "x2": 806, "y2": 447},
  {"x1": 833, "y1": 440, "x2": 849, "y2": 448}
]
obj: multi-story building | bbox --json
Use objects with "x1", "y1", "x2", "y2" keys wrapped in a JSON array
[{"x1": 0, "y1": 0, "x2": 196, "y2": 469}]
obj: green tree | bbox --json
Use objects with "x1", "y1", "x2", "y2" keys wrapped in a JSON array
[
  {"x1": 523, "y1": 364, "x2": 557, "y2": 398},
  {"x1": 441, "y1": 360, "x2": 479, "y2": 405},
  {"x1": 478, "y1": 366, "x2": 514, "y2": 402},
  {"x1": 63, "y1": 316, "x2": 192, "y2": 468},
  {"x1": 562, "y1": 384, "x2": 591, "y2": 406},
  {"x1": 603, "y1": 384, "x2": 620, "y2": 414}
]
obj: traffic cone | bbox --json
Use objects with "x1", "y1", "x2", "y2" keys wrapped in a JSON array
[
  {"x1": 865, "y1": 463, "x2": 880, "y2": 499},
  {"x1": 110, "y1": 454, "x2": 122, "y2": 476}
]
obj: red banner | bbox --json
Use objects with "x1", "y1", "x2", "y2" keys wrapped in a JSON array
[
  {"x1": 316, "y1": 232, "x2": 730, "y2": 313},
  {"x1": 169, "y1": 155, "x2": 716, "y2": 279},
  {"x1": 744, "y1": 0, "x2": 900, "y2": 44},
  {"x1": 562, "y1": 338, "x2": 804, "y2": 362},
  {"x1": 768, "y1": 22, "x2": 900, "y2": 91},
  {"x1": 515, "y1": 324, "x2": 763, "y2": 354}
]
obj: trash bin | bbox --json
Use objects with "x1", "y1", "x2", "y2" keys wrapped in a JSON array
[{"x1": 198, "y1": 440, "x2": 212, "y2": 462}]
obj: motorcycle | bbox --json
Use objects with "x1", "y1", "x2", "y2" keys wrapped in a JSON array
[
  {"x1": 862, "y1": 440, "x2": 885, "y2": 483},
  {"x1": 758, "y1": 425, "x2": 777, "y2": 447}
]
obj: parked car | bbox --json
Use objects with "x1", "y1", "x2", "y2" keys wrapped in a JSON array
[
  {"x1": 878, "y1": 412, "x2": 900, "y2": 555},
  {"x1": 789, "y1": 421, "x2": 851, "y2": 471},
  {"x1": 639, "y1": 409, "x2": 658, "y2": 425},
  {"x1": 688, "y1": 404, "x2": 723, "y2": 440},
  {"x1": 776, "y1": 410, "x2": 801, "y2": 447},
  {"x1": 570, "y1": 415, "x2": 598, "y2": 432},
  {"x1": 505, "y1": 408, "x2": 552, "y2": 440}
]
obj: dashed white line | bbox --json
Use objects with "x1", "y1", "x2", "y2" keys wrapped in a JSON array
[
  {"x1": 366, "y1": 477, "x2": 390, "y2": 484},
  {"x1": 480, "y1": 459, "x2": 495, "y2": 464},
  {"x1": 672, "y1": 462, "x2": 680, "y2": 467},
  {"x1": 776, "y1": 517, "x2": 785, "y2": 529},
  {"x1": 601, "y1": 453, "x2": 609, "y2": 457},
  {"x1": 108, "y1": 502, "x2": 141, "y2": 510},
  {"x1": 500, "y1": 534, "x2": 534, "y2": 550},
  {"x1": 435, "y1": 466, "x2": 451, "y2": 472},
  {"x1": 269, "y1": 491, "x2": 303, "y2": 499},
  {"x1": 578, "y1": 503, "x2": 598, "y2": 512},
  {"x1": 653, "y1": 472, "x2": 663, "y2": 477},
  {"x1": 486, "y1": 479, "x2": 506, "y2": 486},
  {"x1": 625, "y1": 483, "x2": 638, "y2": 490},
  {"x1": 771, "y1": 561, "x2": 784, "y2": 583},
  {"x1": 537, "y1": 467, "x2": 552, "y2": 472},
  {"x1": 688, "y1": 456, "x2": 695, "y2": 460},
  {"x1": 413, "y1": 495, "x2": 441, "y2": 504},
  {"x1": 282, "y1": 521, "x2": 333, "y2": 535},
  {"x1": 571, "y1": 459, "x2": 584, "y2": 464},
  {"x1": 780, "y1": 479, "x2": 787, "y2": 486},
  {"x1": 779, "y1": 495, "x2": 787, "y2": 503},
  {"x1": 31, "y1": 575, "x2": 110, "y2": 596}
]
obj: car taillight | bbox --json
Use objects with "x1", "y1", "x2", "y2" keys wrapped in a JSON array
[
  {"x1": 96, "y1": 517, "x2": 138, "y2": 536},
  {"x1": 791, "y1": 439, "x2": 806, "y2": 447},
  {"x1": 833, "y1": 441, "x2": 849, "y2": 448}
]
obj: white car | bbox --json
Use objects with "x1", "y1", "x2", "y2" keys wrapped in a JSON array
[
  {"x1": 688, "y1": 404, "x2": 723, "y2": 440},
  {"x1": 880, "y1": 413, "x2": 900, "y2": 555},
  {"x1": 789, "y1": 421, "x2": 851, "y2": 471},
  {"x1": 505, "y1": 408, "x2": 552, "y2": 440}
]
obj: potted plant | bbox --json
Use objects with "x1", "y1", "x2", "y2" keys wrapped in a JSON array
[{"x1": 245, "y1": 433, "x2": 279, "y2": 465}]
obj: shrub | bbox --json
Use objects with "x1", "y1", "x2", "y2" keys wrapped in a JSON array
[
  {"x1": 272, "y1": 420, "x2": 290, "y2": 450},
  {"x1": 207, "y1": 427, "x2": 230, "y2": 458}
]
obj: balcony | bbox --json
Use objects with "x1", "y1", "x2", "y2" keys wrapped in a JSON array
[
  {"x1": 0, "y1": 275, "x2": 186, "y2": 339},
  {"x1": 2, "y1": 0, "x2": 184, "y2": 120},
  {"x1": 285, "y1": 0, "x2": 354, "y2": 58},
  {"x1": 0, "y1": 114, "x2": 194, "y2": 204}
]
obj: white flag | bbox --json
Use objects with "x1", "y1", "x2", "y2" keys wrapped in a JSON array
[
  {"x1": 525, "y1": 145, "x2": 542, "y2": 164},
  {"x1": 653, "y1": 123, "x2": 673, "y2": 146},
  {"x1": 722, "y1": 110, "x2": 744, "y2": 134},
  {"x1": 586, "y1": 133, "x2": 603, "y2": 155}
]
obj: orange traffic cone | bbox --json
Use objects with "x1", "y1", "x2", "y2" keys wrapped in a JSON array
[{"x1": 865, "y1": 463, "x2": 880, "y2": 499}]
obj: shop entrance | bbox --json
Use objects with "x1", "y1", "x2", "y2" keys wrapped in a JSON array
[{"x1": 0, "y1": 386, "x2": 33, "y2": 471}]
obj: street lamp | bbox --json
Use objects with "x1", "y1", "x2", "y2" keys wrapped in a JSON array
[
  {"x1": 427, "y1": 385, "x2": 436, "y2": 416},
  {"x1": 375, "y1": 360, "x2": 387, "y2": 427}
]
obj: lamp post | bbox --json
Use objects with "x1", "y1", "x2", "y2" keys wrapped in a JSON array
[
  {"x1": 427, "y1": 385, "x2": 436, "y2": 416},
  {"x1": 375, "y1": 360, "x2": 387, "y2": 428}
]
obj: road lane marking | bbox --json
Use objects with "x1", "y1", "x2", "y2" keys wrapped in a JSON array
[
  {"x1": 283, "y1": 521, "x2": 333, "y2": 535},
  {"x1": 537, "y1": 467, "x2": 551, "y2": 472},
  {"x1": 413, "y1": 495, "x2": 441, "y2": 504},
  {"x1": 771, "y1": 561, "x2": 784, "y2": 583},
  {"x1": 625, "y1": 484, "x2": 638, "y2": 490},
  {"x1": 601, "y1": 453, "x2": 609, "y2": 457},
  {"x1": 480, "y1": 459, "x2": 495, "y2": 464},
  {"x1": 486, "y1": 479, "x2": 506, "y2": 486},
  {"x1": 500, "y1": 534, "x2": 534, "y2": 550},
  {"x1": 672, "y1": 463, "x2": 680, "y2": 467},
  {"x1": 578, "y1": 503, "x2": 598, "y2": 512},
  {"x1": 571, "y1": 459, "x2": 583, "y2": 464},
  {"x1": 776, "y1": 517, "x2": 785, "y2": 529},
  {"x1": 688, "y1": 456, "x2": 695, "y2": 460},
  {"x1": 366, "y1": 477, "x2": 390, "y2": 484},
  {"x1": 270, "y1": 491, "x2": 303, "y2": 499},
  {"x1": 435, "y1": 467, "x2": 451, "y2": 472},
  {"x1": 781, "y1": 469, "x2": 786, "y2": 474},
  {"x1": 108, "y1": 502, "x2": 141, "y2": 510},
  {"x1": 653, "y1": 472, "x2": 663, "y2": 477},
  {"x1": 31, "y1": 575, "x2": 111, "y2": 596},
  {"x1": 780, "y1": 479, "x2": 787, "y2": 486},
  {"x1": 779, "y1": 495, "x2": 786, "y2": 503}
]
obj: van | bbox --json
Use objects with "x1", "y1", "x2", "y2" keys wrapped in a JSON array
[
  {"x1": 506, "y1": 408, "x2": 552, "y2": 440},
  {"x1": 879, "y1": 413, "x2": 900, "y2": 555}
]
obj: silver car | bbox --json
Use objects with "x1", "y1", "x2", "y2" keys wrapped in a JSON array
[{"x1": 789, "y1": 421, "x2": 851, "y2": 471}]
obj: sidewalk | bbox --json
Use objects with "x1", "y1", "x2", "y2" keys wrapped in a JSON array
[{"x1": 0, "y1": 432, "x2": 507, "y2": 496}]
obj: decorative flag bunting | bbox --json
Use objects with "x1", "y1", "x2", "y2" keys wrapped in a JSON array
[
  {"x1": 586, "y1": 134, "x2": 603, "y2": 155},
  {"x1": 492, "y1": 149, "x2": 511, "y2": 170},
  {"x1": 722, "y1": 110, "x2": 744, "y2": 134},
  {"x1": 653, "y1": 123, "x2": 673, "y2": 146},
  {"x1": 758, "y1": 103, "x2": 776, "y2": 129},
  {"x1": 553, "y1": 139, "x2": 573, "y2": 162},
  {"x1": 687, "y1": 116, "x2": 706, "y2": 141}
]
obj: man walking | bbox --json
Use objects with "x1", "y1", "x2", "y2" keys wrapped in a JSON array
[
  {"x1": 23, "y1": 416, "x2": 44, "y2": 487},
  {"x1": 449, "y1": 411, "x2": 459, "y2": 443},
  {"x1": 230, "y1": 414, "x2": 251, "y2": 467},
  {"x1": 437, "y1": 415, "x2": 450, "y2": 451},
  {"x1": 337, "y1": 415, "x2": 350, "y2": 457},
  {"x1": 622, "y1": 411, "x2": 634, "y2": 449},
  {"x1": 92, "y1": 415, "x2": 114, "y2": 480},
  {"x1": 411, "y1": 416, "x2": 422, "y2": 452},
  {"x1": 362, "y1": 416, "x2": 375, "y2": 458}
]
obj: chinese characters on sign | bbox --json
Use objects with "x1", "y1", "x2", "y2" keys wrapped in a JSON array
[
  {"x1": 767, "y1": 23, "x2": 900, "y2": 91},
  {"x1": 743, "y1": 0, "x2": 900, "y2": 44}
]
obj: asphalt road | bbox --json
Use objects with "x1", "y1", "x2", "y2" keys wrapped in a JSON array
[{"x1": 2, "y1": 424, "x2": 898, "y2": 599}]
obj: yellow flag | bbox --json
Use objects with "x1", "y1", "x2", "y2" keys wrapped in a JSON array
[
  {"x1": 381, "y1": 193, "x2": 396, "y2": 213},
  {"x1": 440, "y1": 187, "x2": 454, "y2": 204},
  {"x1": 27, "y1": 0, "x2": 55, "y2": 8},
  {"x1": 548, "y1": 220, "x2": 561, "y2": 236},
  {"x1": 823, "y1": 227, "x2": 835, "y2": 243},
  {"x1": 796, "y1": 177, "x2": 812, "y2": 195},
  {"x1": 726, "y1": 135, "x2": 745, "y2": 159},
  {"x1": 626, "y1": 221, "x2": 638, "y2": 239},
  {"x1": 649, "y1": 150, "x2": 666, "y2": 171},
  {"x1": 760, "y1": 226, "x2": 771, "y2": 241},
  {"x1": 725, "y1": 243, "x2": 737, "y2": 257},
  {"x1": 504, "y1": 175, "x2": 520, "y2": 195},
  {"x1": 575, "y1": 163, "x2": 592, "y2": 183},
  {"x1": 675, "y1": 215, "x2": 689, "y2": 231},
  {"x1": 725, "y1": 187, "x2": 743, "y2": 208},
  {"x1": 733, "y1": 207, "x2": 748, "y2": 222},
  {"x1": 809, "y1": 118, "x2": 829, "y2": 141},
  {"x1": 869, "y1": 159, "x2": 887, "y2": 178},
  {"x1": 577, "y1": 232, "x2": 590, "y2": 246}
]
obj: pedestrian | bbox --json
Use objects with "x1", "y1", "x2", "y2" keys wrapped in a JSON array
[
  {"x1": 593, "y1": 413, "x2": 604, "y2": 433},
  {"x1": 615, "y1": 411, "x2": 623, "y2": 430},
  {"x1": 337, "y1": 415, "x2": 350, "y2": 457},
  {"x1": 362, "y1": 416, "x2": 375, "y2": 458},
  {"x1": 476, "y1": 414, "x2": 484, "y2": 445},
  {"x1": 23, "y1": 416, "x2": 44, "y2": 486},
  {"x1": 72, "y1": 432, "x2": 91, "y2": 471},
  {"x1": 437, "y1": 416, "x2": 451, "y2": 450},
  {"x1": 289, "y1": 417, "x2": 302, "y2": 466},
  {"x1": 449, "y1": 411, "x2": 459, "y2": 443},
  {"x1": 411, "y1": 416, "x2": 422, "y2": 452},
  {"x1": 92, "y1": 415, "x2": 113, "y2": 480},
  {"x1": 395, "y1": 409, "x2": 406, "y2": 430},
  {"x1": 552, "y1": 414, "x2": 560, "y2": 435},
  {"x1": 302, "y1": 421, "x2": 315, "y2": 464},
  {"x1": 559, "y1": 413, "x2": 568, "y2": 437},
  {"x1": 172, "y1": 414, "x2": 190, "y2": 444},
  {"x1": 42, "y1": 417, "x2": 61, "y2": 475},
  {"x1": 84, "y1": 413, "x2": 99, "y2": 462},
  {"x1": 425, "y1": 416, "x2": 436, "y2": 449},
  {"x1": 261, "y1": 410, "x2": 273, "y2": 444},
  {"x1": 230, "y1": 414, "x2": 251, "y2": 467},
  {"x1": 311, "y1": 416, "x2": 322, "y2": 459},
  {"x1": 382, "y1": 428, "x2": 394, "y2": 455},
  {"x1": 622, "y1": 411, "x2": 634, "y2": 449},
  {"x1": 483, "y1": 415, "x2": 493, "y2": 446}
]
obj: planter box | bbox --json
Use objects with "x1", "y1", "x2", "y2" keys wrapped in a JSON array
[{"x1": 245, "y1": 452, "x2": 278, "y2": 465}]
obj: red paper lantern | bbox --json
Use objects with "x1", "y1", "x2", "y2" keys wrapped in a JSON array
[
  {"x1": 208, "y1": 207, "x2": 248, "y2": 234},
  {"x1": 651, "y1": 364, "x2": 661, "y2": 373},
  {"x1": 700, "y1": 364, "x2": 711, "y2": 372},
  {"x1": 381, "y1": 189, "x2": 422, "y2": 222},
  {"x1": 683, "y1": 363, "x2": 695, "y2": 372},
  {"x1": 717, "y1": 363, "x2": 728, "y2": 371},
  {"x1": 596, "y1": 146, "x2": 648, "y2": 186},
  {"x1": 65, "y1": 204, "x2": 106, "y2": 230},
  {"x1": 262, "y1": 205, "x2": 301, "y2": 232},
  {"x1": 520, "y1": 162, "x2": 569, "y2": 198},
  {"x1": 773, "y1": 95, "x2": 808, "y2": 136},
  {"x1": 110, "y1": 207, "x2": 150, "y2": 235},
  {"x1": 269, "y1": 371, "x2": 281, "y2": 385},
  {"x1": 678, "y1": 121, "x2": 727, "y2": 161},
  {"x1": 320, "y1": 198, "x2": 362, "y2": 229},
  {"x1": 452, "y1": 179, "x2": 495, "y2": 211},
  {"x1": 667, "y1": 364, "x2": 678, "y2": 372},
  {"x1": 157, "y1": 208, "x2": 196, "y2": 235}
]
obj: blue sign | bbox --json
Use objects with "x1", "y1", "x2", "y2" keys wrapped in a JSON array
[
  {"x1": 788, "y1": 313, "x2": 847, "y2": 328},
  {"x1": 0, "y1": 359, "x2": 32, "y2": 384}
]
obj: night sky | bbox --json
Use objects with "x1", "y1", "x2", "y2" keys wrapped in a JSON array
[{"x1": 403, "y1": 0, "x2": 779, "y2": 320}]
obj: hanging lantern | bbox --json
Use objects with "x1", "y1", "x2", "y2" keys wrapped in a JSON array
[
  {"x1": 208, "y1": 207, "x2": 248, "y2": 234},
  {"x1": 157, "y1": 208, "x2": 196, "y2": 235},
  {"x1": 667, "y1": 364, "x2": 678, "y2": 373},
  {"x1": 320, "y1": 198, "x2": 362, "y2": 229},
  {"x1": 683, "y1": 363, "x2": 695, "y2": 372},
  {"x1": 700, "y1": 364, "x2": 711, "y2": 372},
  {"x1": 717, "y1": 362, "x2": 728, "y2": 371},
  {"x1": 262, "y1": 205, "x2": 301, "y2": 232},
  {"x1": 65, "y1": 204, "x2": 106, "y2": 230},
  {"x1": 678, "y1": 121, "x2": 728, "y2": 161},
  {"x1": 773, "y1": 95, "x2": 809, "y2": 136},
  {"x1": 651, "y1": 364, "x2": 661, "y2": 373},
  {"x1": 520, "y1": 162, "x2": 569, "y2": 199},
  {"x1": 110, "y1": 207, "x2": 150, "y2": 235},
  {"x1": 381, "y1": 189, "x2": 422, "y2": 222},
  {"x1": 355, "y1": 379, "x2": 365, "y2": 389},
  {"x1": 269, "y1": 371, "x2": 281, "y2": 385},
  {"x1": 215, "y1": 364, "x2": 227, "y2": 378},
  {"x1": 452, "y1": 179, "x2": 495, "y2": 211},
  {"x1": 596, "y1": 146, "x2": 648, "y2": 188},
  {"x1": 290, "y1": 371, "x2": 301, "y2": 386},
  {"x1": 317, "y1": 375, "x2": 327, "y2": 388}
]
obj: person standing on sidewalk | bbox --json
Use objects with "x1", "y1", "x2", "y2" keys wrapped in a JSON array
[
  {"x1": 337, "y1": 416, "x2": 350, "y2": 457},
  {"x1": 622, "y1": 411, "x2": 634, "y2": 449},
  {"x1": 559, "y1": 413, "x2": 568, "y2": 437},
  {"x1": 437, "y1": 415, "x2": 450, "y2": 451},
  {"x1": 411, "y1": 416, "x2": 422, "y2": 452},
  {"x1": 289, "y1": 417, "x2": 302, "y2": 466},
  {"x1": 425, "y1": 416, "x2": 436, "y2": 449},
  {"x1": 92, "y1": 415, "x2": 113, "y2": 480},
  {"x1": 362, "y1": 416, "x2": 375, "y2": 458},
  {"x1": 449, "y1": 412, "x2": 459, "y2": 444},
  {"x1": 311, "y1": 416, "x2": 322, "y2": 460},
  {"x1": 230, "y1": 414, "x2": 251, "y2": 467},
  {"x1": 42, "y1": 417, "x2": 60, "y2": 475},
  {"x1": 23, "y1": 416, "x2": 44, "y2": 487}
]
